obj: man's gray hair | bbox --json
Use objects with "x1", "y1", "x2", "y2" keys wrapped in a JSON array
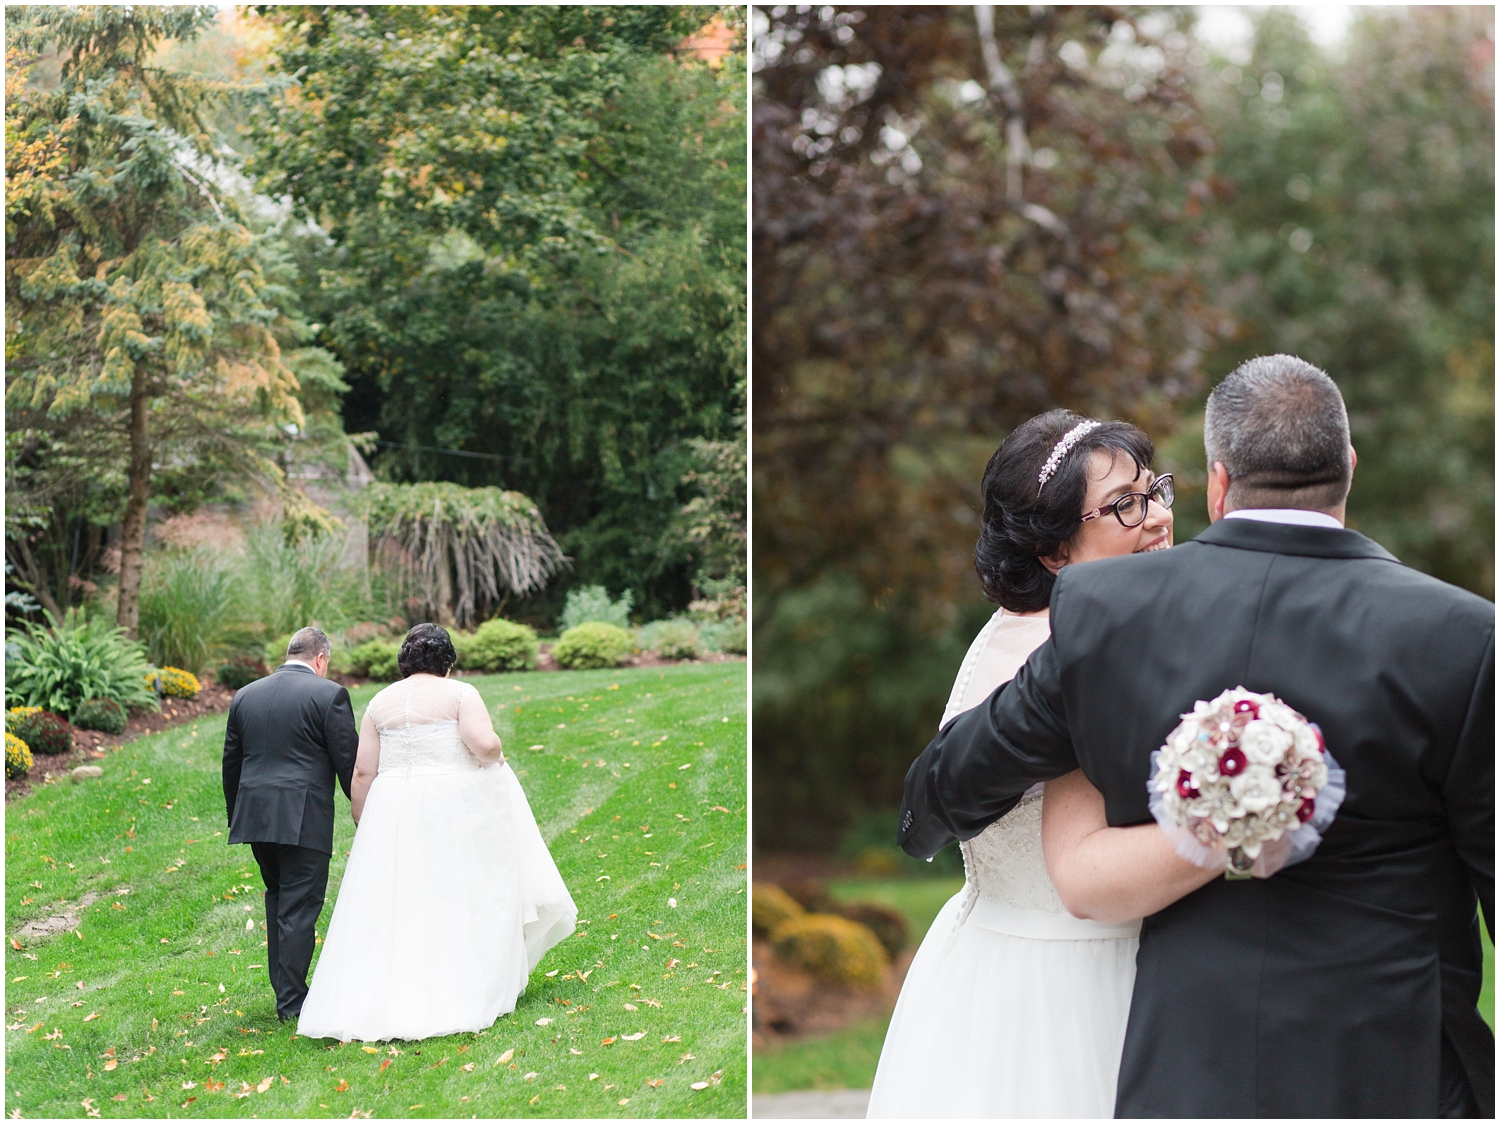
[
  {"x1": 286, "y1": 626, "x2": 332, "y2": 662},
  {"x1": 1204, "y1": 354, "x2": 1352, "y2": 511}
]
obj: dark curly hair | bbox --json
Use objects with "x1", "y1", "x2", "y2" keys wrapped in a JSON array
[
  {"x1": 397, "y1": 623, "x2": 457, "y2": 678},
  {"x1": 975, "y1": 410, "x2": 1156, "y2": 613}
]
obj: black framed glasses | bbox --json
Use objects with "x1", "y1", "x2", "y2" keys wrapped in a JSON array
[{"x1": 1079, "y1": 473, "x2": 1174, "y2": 528}]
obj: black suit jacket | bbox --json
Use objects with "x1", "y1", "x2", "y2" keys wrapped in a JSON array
[
  {"x1": 899, "y1": 519, "x2": 1494, "y2": 1118},
  {"x1": 222, "y1": 663, "x2": 358, "y2": 856}
]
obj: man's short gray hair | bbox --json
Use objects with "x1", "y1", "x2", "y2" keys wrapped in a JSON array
[
  {"x1": 1204, "y1": 354, "x2": 1352, "y2": 511},
  {"x1": 286, "y1": 626, "x2": 332, "y2": 662}
]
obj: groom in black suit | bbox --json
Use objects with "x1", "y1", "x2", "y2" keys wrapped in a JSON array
[
  {"x1": 223, "y1": 626, "x2": 358, "y2": 1021},
  {"x1": 900, "y1": 355, "x2": 1493, "y2": 1117}
]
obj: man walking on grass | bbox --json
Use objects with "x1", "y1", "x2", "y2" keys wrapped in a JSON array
[{"x1": 222, "y1": 627, "x2": 358, "y2": 1021}]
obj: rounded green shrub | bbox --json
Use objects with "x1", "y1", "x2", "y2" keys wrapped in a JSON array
[
  {"x1": 263, "y1": 633, "x2": 295, "y2": 668},
  {"x1": 456, "y1": 618, "x2": 539, "y2": 672},
  {"x1": 769, "y1": 913, "x2": 889, "y2": 987},
  {"x1": 215, "y1": 658, "x2": 269, "y2": 692},
  {"x1": 639, "y1": 618, "x2": 700, "y2": 660},
  {"x1": 6, "y1": 732, "x2": 32, "y2": 779},
  {"x1": 752, "y1": 883, "x2": 805, "y2": 937},
  {"x1": 838, "y1": 902, "x2": 911, "y2": 957},
  {"x1": 551, "y1": 622, "x2": 633, "y2": 670},
  {"x1": 346, "y1": 638, "x2": 402, "y2": 680},
  {"x1": 8, "y1": 709, "x2": 73, "y2": 756},
  {"x1": 700, "y1": 618, "x2": 747, "y2": 655},
  {"x1": 72, "y1": 697, "x2": 126, "y2": 735},
  {"x1": 5, "y1": 607, "x2": 156, "y2": 716}
]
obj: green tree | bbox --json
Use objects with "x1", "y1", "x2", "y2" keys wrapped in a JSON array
[
  {"x1": 247, "y1": 6, "x2": 746, "y2": 621},
  {"x1": 752, "y1": 6, "x2": 1223, "y2": 845},
  {"x1": 1175, "y1": 8, "x2": 1494, "y2": 596},
  {"x1": 4, "y1": 7, "x2": 327, "y2": 635}
]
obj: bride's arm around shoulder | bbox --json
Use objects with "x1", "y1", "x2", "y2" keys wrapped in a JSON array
[
  {"x1": 456, "y1": 681, "x2": 504, "y2": 764},
  {"x1": 1041, "y1": 770, "x2": 1218, "y2": 923}
]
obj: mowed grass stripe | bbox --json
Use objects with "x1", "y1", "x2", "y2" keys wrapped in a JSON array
[{"x1": 5, "y1": 663, "x2": 747, "y2": 1118}]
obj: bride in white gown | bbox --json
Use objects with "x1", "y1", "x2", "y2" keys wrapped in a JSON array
[
  {"x1": 868, "y1": 412, "x2": 1216, "y2": 1118},
  {"x1": 297, "y1": 624, "x2": 576, "y2": 1042}
]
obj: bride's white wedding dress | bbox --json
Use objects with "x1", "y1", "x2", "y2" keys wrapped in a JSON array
[
  {"x1": 866, "y1": 608, "x2": 1141, "y2": 1118},
  {"x1": 297, "y1": 676, "x2": 576, "y2": 1042}
]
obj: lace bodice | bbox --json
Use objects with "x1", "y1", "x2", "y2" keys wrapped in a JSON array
[
  {"x1": 365, "y1": 676, "x2": 494, "y2": 777},
  {"x1": 377, "y1": 722, "x2": 486, "y2": 776},
  {"x1": 945, "y1": 608, "x2": 1066, "y2": 915},
  {"x1": 960, "y1": 792, "x2": 1064, "y2": 913}
]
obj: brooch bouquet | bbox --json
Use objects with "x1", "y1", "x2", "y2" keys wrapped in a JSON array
[{"x1": 1148, "y1": 687, "x2": 1345, "y2": 879}]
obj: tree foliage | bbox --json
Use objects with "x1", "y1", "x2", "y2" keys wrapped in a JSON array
[
  {"x1": 246, "y1": 6, "x2": 747, "y2": 621},
  {"x1": 752, "y1": 5, "x2": 1223, "y2": 845},
  {"x1": 3, "y1": 6, "x2": 336, "y2": 635},
  {"x1": 1171, "y1": 8, "x2": 1494, "y2": 595}
]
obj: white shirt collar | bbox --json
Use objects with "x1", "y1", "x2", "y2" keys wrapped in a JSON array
[
  {"x1": 1223, "y1": 508, "x2": 1344, "y2": 530},
  {"x1": 283, "y1": 658, "x2": 318, "y2": 671}
]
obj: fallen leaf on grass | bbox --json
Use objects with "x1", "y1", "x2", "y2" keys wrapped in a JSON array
[
  {"x1": 621, "y1": 1033, "x2": 645, "y2": 1041},
  {"x1": 209, "y1": 1050, "x2": 226, "y2": 1064},
  {"x1": 80, "y1": 1099, "x2": 100, "y2": 1118},
  {"x1": 691, "y1": 1082, "x2": 709, "y2": 1091},
  {"x1": 203, "y1": 1079, "x2": 225, "y2": 1093},
  {"x1": 678, "y1": 1053, "x2": 695, "y2": 1063},
  {"x1": 600, "y1": 1037, "x2": 616, "y2": 1046},
  {"x1": 643, "y1": 998, "x2": 662, "y2": 1008},
  {"x1": 569, "y1": 1048, "x2": 583, "y2": 1056},
  {"x1": 378, "y1": 1059, "x2": 390, "y2": 1073},
  {"x1": 662, "y1": 1035, "x2": 681, "y2": 1043},
  {"x1": 710, "y1": 806, "x2": 731, "y2": 813},
  {"x1": 646, "y1": 1078, "x2": 664, "y2": 1088},
  {"x1": 618, "y1": 1098, "x2": 630, "y2": 1105},
  {"x1": 334, "y1": 1079, "x2": 349, "y2": 1092},
  {"x1": 522, "y1": 1072, "x2": 539, "y2": 1081},
  {"x1": 181, "y1": 1082, "x2": 196, "y2": 1091},
  {"x1": 256, "y1": 1077, "x2": 274, "y2": 1093},
  {"x1": 181, "y1": 1097, "x2": 197, "y2": 1107},
  {"x1": 111, "y1": 1095, "x2": 127, "y2": 1102},
  {"x1": 82, "y1": 1012, "x2": 99, "y2": 1022},
  {"x1": 360, "y1": 1046, "x2": 378, "y2": 1054},
  {"x1": 534, "y1": 1017, "x2": 552, "y2": 1026},
  {"x1": 529, "y1": 1095, "x2": 540, "y2": 1106},
  {"x1": 103, "y1": 1060, "x2": 117, "y2": 1071},
  {"x1": 544, "y1": 969, "x2": 558, "y2": 977},
  {"x1": 494, "y1": 1049, "x2": 514, "y2": 1066},
  {"x1": 461, "y1": 1063, "x2": 474, "y2": 1072}
]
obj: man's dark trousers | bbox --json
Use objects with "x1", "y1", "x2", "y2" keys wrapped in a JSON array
[{"x1": 251, "y1": 842, "x2": 330, "y2": 1019}]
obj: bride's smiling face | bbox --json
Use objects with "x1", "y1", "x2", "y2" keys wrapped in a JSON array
[{"x1": 1044, "y1": 448, "x2": 1173, "y2": 572}]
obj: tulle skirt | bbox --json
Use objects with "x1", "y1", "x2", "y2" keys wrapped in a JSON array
[
  {"x1": 866, "y1": 889, "x2": 1139, "y2": 1119},
  {"x1": 296, "y1": 762, "x2": 576, "y2": 1042}
]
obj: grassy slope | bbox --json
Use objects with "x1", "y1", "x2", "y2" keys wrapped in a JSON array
[
  {"x1": 5, "y1": 663, "x2": 747, "y2": 1119},
  {"x1": 754, "y1": 875, "x2": 1496, "y2": 1094}
]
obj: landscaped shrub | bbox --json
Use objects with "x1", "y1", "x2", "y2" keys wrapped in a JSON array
[
  {"x1": 752, "y1": 883, "x2": 805, "y2": 937},
  {"x1": 263, "y1": 633, "x2": 295, "y2": 668},
  {"x1": 838, "y1": 902, "x2": 911, "y2": 957},
  {"x1": 559, "y1": 585, "x2": 634, "y2": 632},
  {"x1": 7, "y1": 709, "x2": 73, "y2": 756},
  {"x1": 455, "y1": 618, "x2": 540, "y2": 672},
  {"x1": 781, "y1": 878, "x2": 841, "y2": 916},
  {"x1": 551, "y1": 622, "x2": 633, "y2": 669},
  {"x1": 149, "y1": 667, "x2": 201, "y2": 699},
  {"x1": 769, "y1": 913, "x2": 889, "y2": 987},
  {"x1": 215, "y1": 657, "x2": 270, "y2": 691},
  {"x1": 699, "y1": 618, "x2": 747, "y2": 654},
  {"x1": 638, "y1": 618, "x2": 700, "y2": 660},
  {"x1": 6, "y1": 732, "x2": 32, "y2": 779},
  {"x1": 138, "y1": 548, "x2": 239, "y2": 674},
  {"x1": 346, "y1": 639, "x2": 402, "y2": 680},
  {"x1": 72, "y1": 697, "x2": 126, "y2": 735},
  {"x1": 5, "y1": 608, "x2": 157, "y2": 717}
]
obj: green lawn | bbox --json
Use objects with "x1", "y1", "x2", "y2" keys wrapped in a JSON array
[{"x1": 5, "y1": 663, "x2": 747, "y2": 1119}]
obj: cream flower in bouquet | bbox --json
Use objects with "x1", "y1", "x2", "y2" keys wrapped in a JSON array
[{"x1": 1149, "y1": 687, "x2": 1346, "y2": 879}]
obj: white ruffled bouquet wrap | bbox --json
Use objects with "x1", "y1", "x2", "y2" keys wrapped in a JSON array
[{"x1": 1148, "y1": 687, "x2": 1346, "y2": 879}]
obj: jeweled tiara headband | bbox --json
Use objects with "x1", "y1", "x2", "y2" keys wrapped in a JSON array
[{"x1": 1037, "y1": 420, "x2": 1102, "y2": 492}]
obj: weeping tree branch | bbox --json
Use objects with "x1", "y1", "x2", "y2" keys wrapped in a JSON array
[{"x1": 359, "y1": 482, "x2": 569, "y2": 628}]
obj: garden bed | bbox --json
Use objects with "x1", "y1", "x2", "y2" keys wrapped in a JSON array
[{"x1": 6, "y1": 685, "x2": 235, "y2": 803}]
